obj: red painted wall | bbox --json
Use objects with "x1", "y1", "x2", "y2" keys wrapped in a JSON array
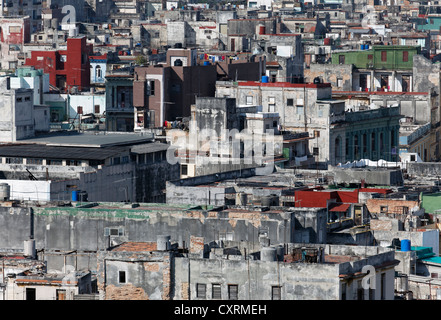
[
  {"x1": 25, "y1": 37, "x2": 91, "y2": 91},
  {"x1": 294, "y1": 189, "x2": 360, "y2": 207}
]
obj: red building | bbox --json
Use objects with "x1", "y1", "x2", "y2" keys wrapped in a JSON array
[
  {"x1": 294, "y1": 187, "x2": 391, "y2": 208},
  {"x1": 25, "y1": 36, "x2": 92, "y2": 92}
]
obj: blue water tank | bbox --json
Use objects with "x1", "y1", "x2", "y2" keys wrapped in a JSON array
[
  {"x1": 361, "y1": 44, "x2": 366, "y2": 50},
  {"x1": 365, "y1": 44, "x2": 369, "y2": 50},
  {"x1": 203, "y1": 61, "x2": 210, "y2": 66},
  {"x1": 262, "y1": 75, "x2": 269, "y2": 83},
  {"x1": 401, "y1": 239, "x2": 411, "y2": 252},
  {"x1": 72, "y1": 190, "x2": 78, "y2": 202}
]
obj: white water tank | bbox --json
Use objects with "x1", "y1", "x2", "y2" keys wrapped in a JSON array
[
  {"x1": 24, "y1": 239, "x2": 36, "y2": 258},
  {"x1": 157, "y1": 235, "x2": 171, "y2": 251},
  {"x1": 0, "y1": 183, "x2": 10, "y2": 201}
]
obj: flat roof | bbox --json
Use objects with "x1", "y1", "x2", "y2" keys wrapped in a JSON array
[
  {"x1": 0, "y1": 144, "x2": 126, "y2": 161},
  {"x1": 19, "y1": 131, "x2": 154, "y2": 148}
]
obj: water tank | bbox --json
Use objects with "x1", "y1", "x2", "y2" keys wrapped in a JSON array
[
  {"x1": 51, "y1": 18, "x2": 59, "y2": 30},
  {"x1": 261, "y1": 247, "x2": 277, "y2": 261},
  {"x1": 157, "y1": 235, "x2": 171, "y2": 251},
  {"x1": 71, "y1": 190, "x2": 79, "y2": 201},
  {"x1": 24, "y1": 239, "x2": 36, "y2": 258},
  {"x1": 69, "y1": 28, "x2": 77, "y2": 37},
  {"x1": 261, "y1": 75, "x2": 269, "y2": 83},
  {"x1": 0, "y1": 183, "x2": 10, "y2": 201},
  {"x1": 401, "y1": 239, "x2": 411, "y2": 252},
  {"x1": 361, "y1": 44, "x2": 365, "y2": 50},
  {"x1": 203, "y1": 61, "x2": 210, "y2": 66},
  {"x1": 43, "y1": 19, "x2": 51, "y2": 30},
  {"x1": 396, "y1": 274, "x2": 408, "y2": 293}
]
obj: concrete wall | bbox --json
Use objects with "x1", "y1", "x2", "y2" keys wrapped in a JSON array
[
  {"x1": 97, "y1": 250, "x2": 173, "y2": 300},
  {"x1": 0, "y1": 202, "x2": 309, "y2": 272},
  {"x1": 407, "y1": 162, "x2": 441, "y2": 177},
  {"x1": 331, "y1": 168, "x2": 404, "y2": 186},
  {"x1": 305, "y1": 64, "x2": 353, "y2": 91},
  {"x1": 373, "y1": 229, "x2": 439, "y2": 255}
]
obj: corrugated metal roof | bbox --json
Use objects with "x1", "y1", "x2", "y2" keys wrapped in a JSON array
[
  {"x1": 329, "y1": 203, "x2": 351, "y2": 212},
  {"x1": 110, "y1": 242, "x2": 157, "y2": 252}
]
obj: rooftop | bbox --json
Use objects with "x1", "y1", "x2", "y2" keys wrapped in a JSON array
[{"x1": 19, "y1": 131, "x2": 154, "y2": 148}]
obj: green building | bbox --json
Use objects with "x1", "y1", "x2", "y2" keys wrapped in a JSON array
[
  {"x1": 343, "y1": 106, "x2": 402, "y2": 162},
  {"x1": 332, "y1": 45, "x2": 420, "y2": 71}
]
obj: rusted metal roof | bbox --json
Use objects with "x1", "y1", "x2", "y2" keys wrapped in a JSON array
[{"x1": 110, "y1": 242, "x2": 157, "y2": 252}]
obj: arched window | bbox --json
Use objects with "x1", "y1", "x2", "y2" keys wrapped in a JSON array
[{"x1": 96, "y1": 65, "x2": 102, "y2": 79}]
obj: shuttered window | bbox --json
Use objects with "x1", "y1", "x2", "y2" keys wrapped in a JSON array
[
  {"x1": 196, "y1": 283, "x2": 206, "y2": 299},
  {"x1": 403, "y1": 51, "x2": 408, "y2": 62},
  {"x1": 212, "y1": 284, "x2": 221, "y2": 299},
  {"x1": 272, "y1": 286, "x2": 281, "y2": 300},
  {"x1": 228, "y1": 284, "x2": 238, "y2": 300}
]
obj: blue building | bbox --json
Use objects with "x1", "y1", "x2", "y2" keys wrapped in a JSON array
[{"x1": 90, "y1": 53, "x2": 108, "y2": 85}]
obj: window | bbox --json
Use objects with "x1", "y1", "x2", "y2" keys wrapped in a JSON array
[
  {"x1": 147, "y1": 80, "x2": 155, "y2": 96},
  {"x1": 268, "y1": 101, "x2": 275, "y2": 112},
  {"x1": 212, "y1": 284, "x2": 221, "y2": 299},
  {"x1": 6, "y1": 157, "x2": 23, "y2": 164},
  {"x1": 27, "y1": 158, "x2": 43, "y2": 165},
  {"x1": 181, "y1": 164, "x2": 188, "y2": 176},
  {"x1": 77, "y1": 106, "x2": 83, "y2": 115},
  {"x1": 104, "y1": 227, "x2": 124, "y2": 236},
  {"x1": 26, "y1": 288, "x2": 36, "y2": 300},
  {"x1": 313, "y1": 147, "x2": 319, "y2": 156},
  {"x1": 287, "y1": 98, "x2": 294, "y2": 106},
  {"x1": 95, "y1": 65, "x2": 102, "y2": 78},
  {"x1": 380, "y1": 205, "x2": 388, "y2": 213},
  {"x1": 296, "y1": 105, "x2": 304, "y2": 115},
  {"x1": 341, "y1": 283, "x2": 347, "y2": 300},
  {"x1": 337, "y1": 78, "x2": 343, "y2": 87},
  {"x1": 119, "y1": 271, "x2": 126, "y2": 283},
  {"x1": 56, "y1": 289, "x2": 67, "y2": 300},
  {"x1": 339, "y1": 55, "x2": 345, "y2": 64},
  {"x1": 246, "y1": 96, "x2": 253, "y2": 105},
  {"x1": 357, "y1": 280, "x2": 364, "y2": 300},
  {"x1": 197, "y1": 283, "x2": 206, "y2": 299},
  {"x1": 272, "y1": 286, "x2": 281, "y2": 300},
  {"x1": 363, "y1": 133, "x2": 367, "y2": 154},
  {"x1": 403, "y1": 51, "x2": 408, "y2": 62},
  {"x1": 9, "y1": 26, "x2": 21, "y2": 33},
  {"x1": 381, "y1": 51, "x2": 387, "y2": 62},
  {"x1": 94, "y1": 105, "x2": 100, "y2": 114},
  {"x1": 381, "y1": 273, "x2": 386, "y2": 300},
  {"x1": 228, "y1": 284, "x2": 238, "y2": 300}
]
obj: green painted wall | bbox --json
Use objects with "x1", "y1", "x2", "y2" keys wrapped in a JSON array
[
  {"x1": 332, "y1": 45, "x2": 421, "y2": 70},
  {"x1": 421, "y1": 192, "x2": 441, "y2": 214}
]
